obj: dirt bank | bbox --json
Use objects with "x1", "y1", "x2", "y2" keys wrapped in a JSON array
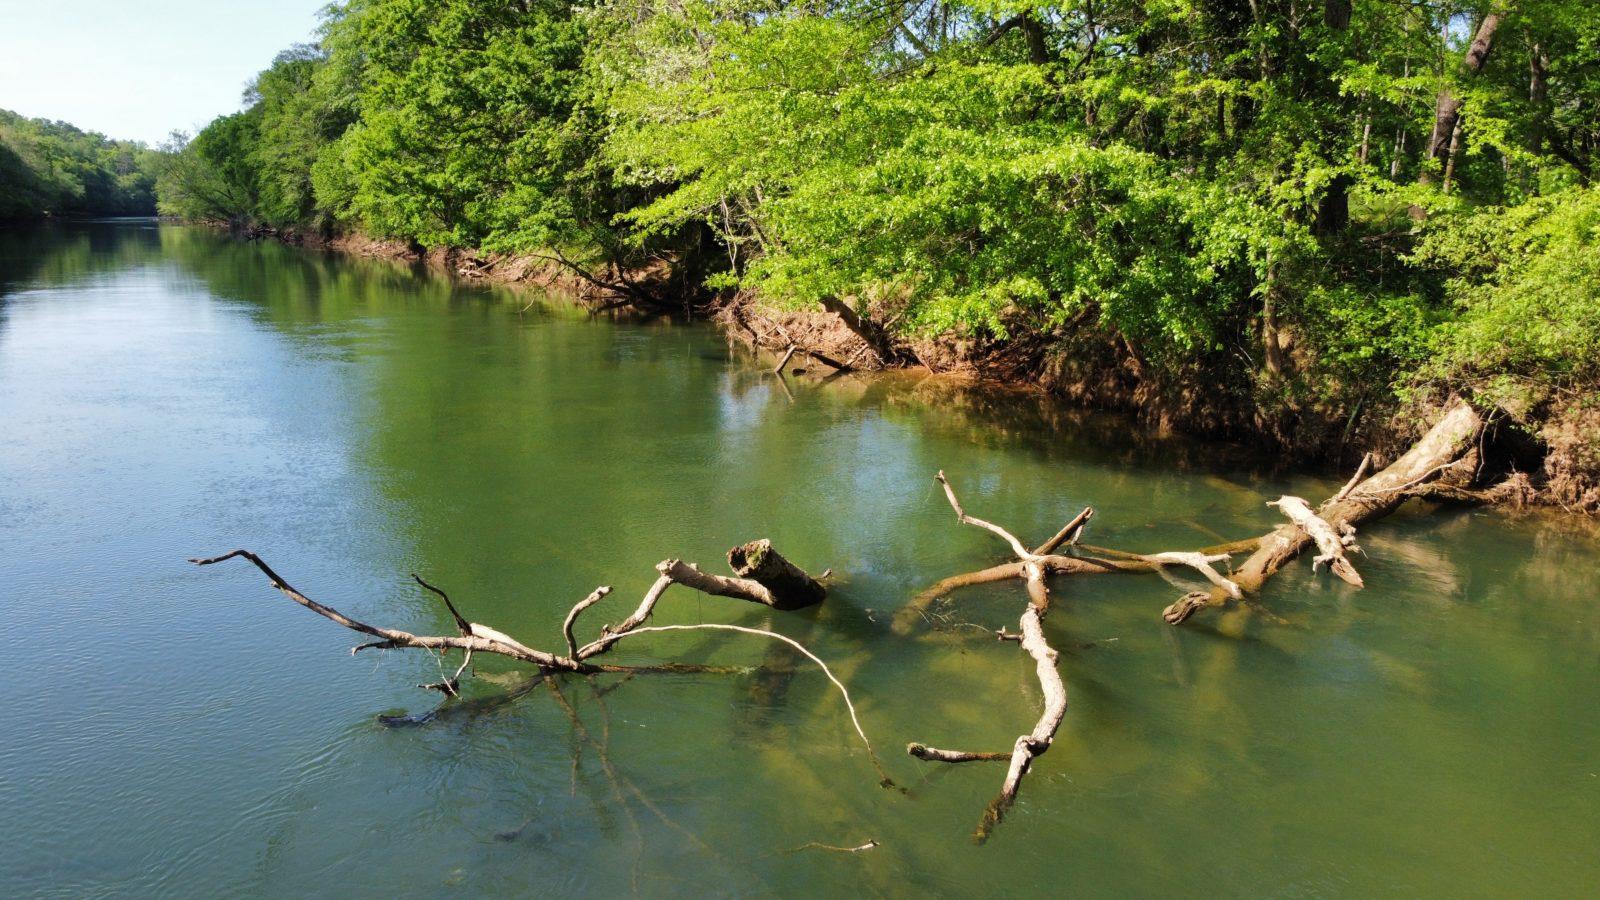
[{"x1": 244, "y1": 224, "x2": 1600, "y2": 515}]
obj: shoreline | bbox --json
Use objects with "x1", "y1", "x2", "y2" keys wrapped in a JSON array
[{"x1": 238, "y1": 222, "x2": 1598, "y2": 516}]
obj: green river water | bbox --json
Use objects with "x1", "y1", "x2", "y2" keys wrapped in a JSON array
[{"x1": 1, "y1": 220, "x2": 1596, "y2": 897}]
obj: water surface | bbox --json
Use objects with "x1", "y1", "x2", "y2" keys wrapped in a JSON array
[{"x1": 2, "y1": 222, "x2": 1596, "y2": 896}]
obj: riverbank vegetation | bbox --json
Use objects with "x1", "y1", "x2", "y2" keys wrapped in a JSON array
[
  {"x1": 0, "y1": 109, "x2": 161, "y2": 220},
  {"x1": 155, "y1": 0, "x2": 1600, "y2": 503}
]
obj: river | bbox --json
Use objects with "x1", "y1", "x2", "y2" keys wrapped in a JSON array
[{"x1": 1, "y1": 220, "x2": 1596, "y2": 896}]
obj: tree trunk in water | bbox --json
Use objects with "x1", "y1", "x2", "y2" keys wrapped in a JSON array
[
  {"x1": 727, "y1": 539, "x2": 827, "y2": 610},
  {"x1": 1164, "y1": 401, "x2": 1486, "y2": 623}
]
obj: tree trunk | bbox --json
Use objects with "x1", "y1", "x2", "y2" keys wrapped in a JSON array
[
  {"x1": 1415, "y1": 11, "x2": 1503, "y2": 215},
  {"x1": 1164, "y1": 401, "x2": 1486, "y2": 623},
  {"x1": 727, "y1": 539, "x2": 827, "y2": 610},
  {"x1": 818, "y1": 297, "x2": 902, "y2": 367},
  {"x1": 1314, "y1": 0, "x2": 1352, "y2": 234},
  {"x1": 1261, "y1": 264, "x2": 1287, "y2": 377},
  {"x1": 1020, "y1": 13, "x2": 1050, "y2": 65},
  {"x1": 1527, "y1": 40, "x2": 1549, "y2": 155}
]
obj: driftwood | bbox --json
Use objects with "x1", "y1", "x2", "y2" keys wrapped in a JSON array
[
  {"x1": 1161, "y1": 400, "x2": 1490, "y2": 623},
  {"x1": 727, "y1": 539, "x2": 827, "y2": 609},
  {"x1": 901, "y1": 472, "x2": 1264, "y2": 839},
  {"x1": 904, "y1": 472, "x2": 1081, "y2": 842},
  {"x1": 892, "y1": 535, "x2": 1252, "y2": 635},
  {"x1": 190, "y1": 543, "x2": 876, "y2": 758},
  {"x1": 197, "y1": 399, "x2": 1513, "y2": 845},
  {"x1": 895, "y1": 400, "x2": 1504, "y2": 839},
  {"x1": 1267, "y1": 495, "x2": 1362, "y2": 586},
  {"x1": 903, "y1": 402, "x2": 1495, "y2": 637}
]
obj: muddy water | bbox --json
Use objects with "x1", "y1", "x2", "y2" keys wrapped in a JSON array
[{"x1": 2, "y1": 221, "x2": 1596, "y2": 896}]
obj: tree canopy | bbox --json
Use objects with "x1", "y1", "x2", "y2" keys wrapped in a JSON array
[
  {"x1": 0, "y1": 109, "x2": 160, "y2": 221},
  {"x1": 155, "y1": 0, "x2": 1600, "y2": 417}
]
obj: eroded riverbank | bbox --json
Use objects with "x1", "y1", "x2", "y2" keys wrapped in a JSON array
[{"x1": 248, "y1": 223, "x2": 1600, "y2": 516}]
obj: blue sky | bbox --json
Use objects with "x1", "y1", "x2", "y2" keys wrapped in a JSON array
[{"x1": 0, "y1": 0, "x2": 330, "y2": 145}]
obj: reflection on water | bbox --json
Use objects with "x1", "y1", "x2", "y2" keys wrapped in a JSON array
[{"x1": 1, "y1": 222, "x2": 1597, "y2": 896}]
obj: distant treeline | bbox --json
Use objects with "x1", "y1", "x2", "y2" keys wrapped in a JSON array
[
  {"x1": 157, "y1": 0, "x2": 1600, "y2": 430},
  {"x1": 0, "y1": 109, "x2": 161, "y2": 220}
]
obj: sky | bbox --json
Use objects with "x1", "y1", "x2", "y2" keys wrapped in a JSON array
[{"x1": 0, "y1": 0, "x2": 331, "y2": 146}]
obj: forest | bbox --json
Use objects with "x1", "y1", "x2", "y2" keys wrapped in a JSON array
[
  {"x1": 0, "y1": 108, "x2": 161, "y2": 220},
  {"x1": 155, "y1": 0, "x2": 1600, "y2": 497}
]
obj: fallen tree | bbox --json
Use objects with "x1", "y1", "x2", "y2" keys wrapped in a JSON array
[
  {"x1": 195, "y1": 399, "x2": 1519, "y2": 845},
  {"x1": 902, "y1": 472, "x2": 1246, "y2": 840},
  {"x1": 190, "y1": 543, "x2": 879, "y2": 771},
  {"x1": 1160, "y1": 399, "x2": 1506, "y2": 624},
  {"x1": 899, "y1": 399, "x2": 1514, "y2": 839}
]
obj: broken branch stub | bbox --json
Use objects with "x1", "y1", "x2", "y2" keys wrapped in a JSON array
[{"x1": 727, "y1": 539, "x2": 827, "y2": 609}]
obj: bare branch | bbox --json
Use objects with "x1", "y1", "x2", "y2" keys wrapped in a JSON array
[
  {"x1": 1140, "y1": 551, "x2": 1243, "y2": 599},
  {"x1": 784, "y1": 838, "x2": 880, "y2": 854},
  {"x1": 577, "y1": 572, "x2": 674, "y2": 659},
  {"x1": 936, "y1": 470, "x2": 1034, "y2": 559},
  {"x1": 976, "y1": 563, "x2": 1067, "y2": 841},
  {"x1": 1331, "y1": 452, "x2": 1373, "y2": 504},
  {"x1": 603, "y1": 623, "x2": 887, "y2": 780},
  {"x1": 412, "y1": 573, "x2": 470, "y2": 635},
  {"x1": 773, "y1": 344, "x2": 797, "y2": 375},
  {"x1": 190, "y1": 550, "x2": 586, "y2": 670},
  {"x1": 1267, "y1": 496, "x2": 1363, "y2": 587},
  {"x1": 562, "y1": 585, "x2": 613, "y2": 657},
  {"x1": 1033, "y1": 506, "x2": 1094, "y2": 556},
  {"x1": 907, "y1": 743, "x2": 1011, "y2": 762}
]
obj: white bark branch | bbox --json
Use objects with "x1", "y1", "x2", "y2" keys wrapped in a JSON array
[
  {"x1": 936, "y1": 470, "x2": 1035, "y2": 559},
  {"x1": 1267, "y1": 495, "x2": 1364, "y2": 587},
  {"x1": 1140, "y1": 551, "x2": 1244, "y2": 599}
]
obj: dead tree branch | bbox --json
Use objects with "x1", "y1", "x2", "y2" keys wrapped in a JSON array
[
  {"x1": 600, "y1": 622, "x2": 884, "y2": 775},
  {"x1": 909, "y1": 472, "x2": 1076, "y2": 841},
  {"x1": 1267, "y1": 496, "x2": 1363, "y2": 587},
  {"x1": 1161, "y1": 400, "x2": 1488, "y2": 624},
  {"x1": 1033, "y1": 507, "x2": 1094, "y2": 556},
  {"x1": 191, "y1": 550, "x2": 589, "y2": 670}
]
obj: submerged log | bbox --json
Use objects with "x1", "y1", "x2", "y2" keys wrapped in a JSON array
[{"x1": 727, "y1": 539, "x2": 827, "y2": 609}]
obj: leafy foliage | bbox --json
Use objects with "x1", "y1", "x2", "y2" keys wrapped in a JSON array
[
  {"x1": 1415, "y1": 186, "x2": 1600, "y2": 393},
  {"x1": 154, "y1": 0, "x2": 1600, "y2": 410},
  {"x1": 0, "y1": 109, "x2": 160, "y2": 220}
]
